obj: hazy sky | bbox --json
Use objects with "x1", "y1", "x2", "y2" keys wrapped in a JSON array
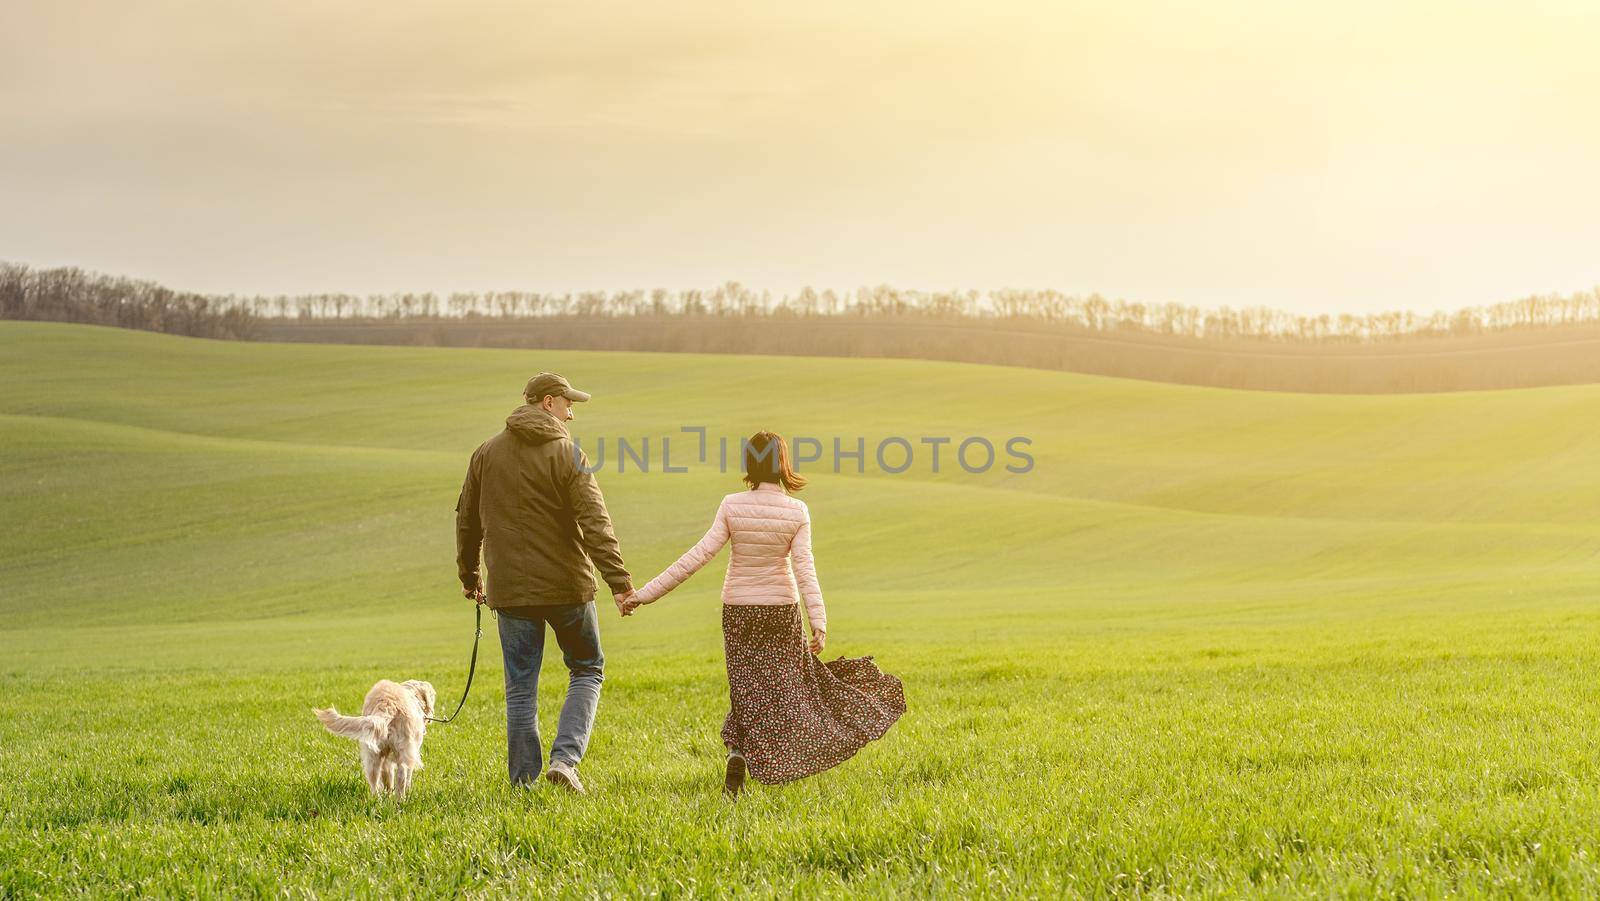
[{"x1": 3, "y1": 0, "x2": 1598, "y2": 313}]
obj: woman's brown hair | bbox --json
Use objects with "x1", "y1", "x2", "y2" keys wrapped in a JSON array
[{"x1": 742, "y1": 430, "x2": 807, "y2": 492}]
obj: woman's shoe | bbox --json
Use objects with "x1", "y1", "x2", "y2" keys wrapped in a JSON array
[{"x1": 724, "y1": 751, "x2": 747, "y2": 798}]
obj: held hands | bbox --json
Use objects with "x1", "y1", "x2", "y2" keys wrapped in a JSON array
[
  {"x1": 618, "y1": 589, "x2": 651, "y2": 616},
  {"x1": 616, "y1": 587, "x2": 655, "y2": 617}
]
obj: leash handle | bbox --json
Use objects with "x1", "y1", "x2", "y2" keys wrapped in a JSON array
[{"x1": 427, "y1": 602, "x2": 483, "y2": 725}]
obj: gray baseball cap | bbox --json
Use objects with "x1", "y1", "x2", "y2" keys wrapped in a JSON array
[{"x1": 524, "y1": 372, "x2": 591, "y2": 403}]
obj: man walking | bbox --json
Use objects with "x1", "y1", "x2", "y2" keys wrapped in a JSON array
[{"x1": 455, "y1": 372, "x2": 633, "y2": 793}]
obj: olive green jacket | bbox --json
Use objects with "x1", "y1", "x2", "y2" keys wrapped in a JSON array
[{"x1": 455, "y1": 406, "x2": 631, "y2": 607}]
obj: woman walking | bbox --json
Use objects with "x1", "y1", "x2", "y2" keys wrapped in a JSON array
[{"x1": 621, "y1": 431, "x2": 905, "y2": 795}]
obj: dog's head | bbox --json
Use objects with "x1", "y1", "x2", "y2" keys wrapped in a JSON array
[{"x1": 403, "y1": 680, "x2": 437, "y2": 719}]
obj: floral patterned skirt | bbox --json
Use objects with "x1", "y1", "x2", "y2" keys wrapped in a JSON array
[{"x1": 720, "y1": 603, "x2": 906, "y2": 784}]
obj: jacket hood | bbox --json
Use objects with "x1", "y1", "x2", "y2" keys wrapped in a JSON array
[{"x1": 505, "y1": 405, "x2": 570, "y2": 444}]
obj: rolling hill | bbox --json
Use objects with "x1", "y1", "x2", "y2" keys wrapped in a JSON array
[{"x1": 4, "y1": 320, "x2": 1600, "y2": 895}]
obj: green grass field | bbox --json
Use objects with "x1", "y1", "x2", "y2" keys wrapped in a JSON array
[{"x1": 4, "y1": 320, "x2": 1600, "y2": 897}]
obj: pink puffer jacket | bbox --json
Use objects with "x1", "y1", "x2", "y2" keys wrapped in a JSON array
[{"x1": 632, "y1": 482, "x2": 826, "y2": 632}]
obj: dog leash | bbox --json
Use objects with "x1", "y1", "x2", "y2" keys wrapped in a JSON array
[{"x1": 427, "y1": 602, "x2": 484, "y2": 724}]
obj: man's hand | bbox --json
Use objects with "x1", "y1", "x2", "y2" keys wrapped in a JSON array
[
  {"x1": 463, "y1": 583, "x2": 485, "y2": 604},
  {"x1": 809, "y1": 629, "x2": 826, "y2": 655},
  {"x1": 619, "y1": 590, "x2": 653, "y2": 616},
  {"x1": 614, "y1": 588, "x2": 635, "y2": 616}
]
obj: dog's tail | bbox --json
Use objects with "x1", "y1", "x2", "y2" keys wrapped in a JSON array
[{"x1": 313, "y1": 706, "x2": 387, "y2": 755}]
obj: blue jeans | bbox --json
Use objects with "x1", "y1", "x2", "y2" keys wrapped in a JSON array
[{"x1": 496, "y1": 602, "x2": 604, "y2": 784}]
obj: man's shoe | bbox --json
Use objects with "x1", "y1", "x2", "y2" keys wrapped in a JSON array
[
  {"x1": 724, "y1": 751, "x2": 747, "y2": 798},
  {"x1": 545, "y1": 760, "x2": 586, "y2": 795}
]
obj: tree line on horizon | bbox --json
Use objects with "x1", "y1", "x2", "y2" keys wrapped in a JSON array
[
  {"x1": 5, "y1": 260, "x2": 1600, "y2": 344},
  {"x1": 0, "y1": 262, "x2": 260, "y2": 340}
]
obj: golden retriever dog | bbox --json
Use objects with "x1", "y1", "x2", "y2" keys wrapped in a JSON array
[{"x1": 314, "y1": 679, "x2": 436, "y2": 799}]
